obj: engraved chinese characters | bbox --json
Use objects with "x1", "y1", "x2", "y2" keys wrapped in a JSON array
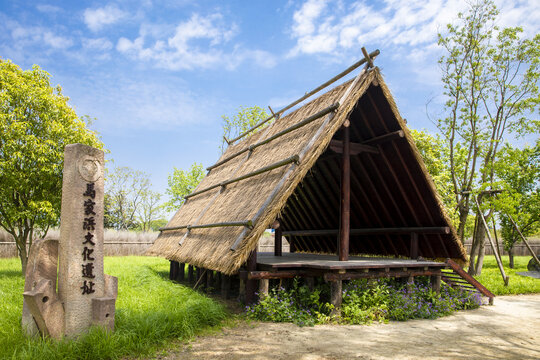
[{"x1": 81, "y1": 183, "x2": 97, "y2": 295}]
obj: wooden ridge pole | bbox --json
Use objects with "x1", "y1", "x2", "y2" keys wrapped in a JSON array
[
  {"x1": 339, "y1": 123, "x2": 350, "y2": 261},
  {"x1": 226, "y1": 49, "x2": 380, "y2": 145}
]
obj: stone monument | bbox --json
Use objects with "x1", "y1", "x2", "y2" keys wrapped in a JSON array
[{"x1": 22, "y1": 144, "x2": 117, "y2": 339}]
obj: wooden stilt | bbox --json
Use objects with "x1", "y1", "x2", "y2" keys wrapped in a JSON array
[
  {"x1": 188, "y1": 265, "x2": 194, "y2": 284},
  {"x1": 339, "y1": 124, "x2": 350, "y2": 261},
  {"x1": 245, "y1": 251, "x2": 258, "y2": 304},
  {"x1": 306, "y1": 277, "x2": 315, "y2": 291},
  {"x1": 259, "y1": 279, "x2": 269, "y2": 298},
  {"x1": 238, "y1": 279, "x2": 246, "y2": 303},
  {"x1": 178, "y1": 263, "x2": 185, "y2": 281},
  {"x1": 274, "y1": 219, "x2": 283, "y2": 256},
  {"x1": 406, "y1": 275, "x2": 414, "y2": 292},
  {"x1": 330, "y1": 280, "x2": 342, "y2": 316},
  {"x1": 430, "y1": 275, "x2": 441, "y2": 293},
  {"x1": 216, "y1": 272, "x2": 222, "y2": 291},
  {"x1": 169, "y1": 261, "x2": 178, "y2": 280},
  {"x1": 206, "y1": 270, "x2": 213, "y2": 292},
  {"x1": 201, "y1": 268, "x2": 208, "y2": 290},
  {"x1": 221, "y1": 274, "x2": 231, "y2": 299},
  {"x1": 410, "y1": 233, "x2": 418, "y2": 259},
  {"x1": 196, "y1": 267, "x2": 202, "y2": 287}
]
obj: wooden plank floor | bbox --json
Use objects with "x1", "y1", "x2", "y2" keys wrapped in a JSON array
[{"x1": 257, "y1": 252, "x2": 445, "y2": 270}]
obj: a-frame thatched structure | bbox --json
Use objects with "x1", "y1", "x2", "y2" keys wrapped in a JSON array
[{"x1": 147, "y1": 52, "x2": 468, "y2": 277}]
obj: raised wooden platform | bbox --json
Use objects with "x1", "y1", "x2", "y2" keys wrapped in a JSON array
[{"x1": 256, "y1": 252, "x2": 445, "y2": 270}]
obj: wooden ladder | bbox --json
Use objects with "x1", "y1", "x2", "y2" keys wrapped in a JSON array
[{"x1": 441, "y1": 259, "x2": 495, "y2": 305}]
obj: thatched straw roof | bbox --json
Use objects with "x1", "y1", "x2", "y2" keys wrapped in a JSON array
[{"x1": 146, "y1": 65, "x2": 467, "y2": 275}]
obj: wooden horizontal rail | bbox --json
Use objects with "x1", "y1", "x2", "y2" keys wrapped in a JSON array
[
  {"x1": 324, "y1": 269, "x2": 441, "y2": 281},
  {"x1": 362, "y1": 130, "x2": 404, "y2": 145},
  {"x1": 160, "y1": 220, "x2": 253, "y2": 232},
  {"x1": 207, "y1": 103, "x2": 339, "y2": 171},
  {"x1": 329, "y1": 139, "x2": 379, "y2": 155},
  {"x1": 282, "y1": 227, "x2": 450, "y2": 237},
  {"x1": 186, "y1": 155, "x2": 299, "y2": 199},
  {"x1": 226, "y1": 49, "x2": 380, "y2": 145}
]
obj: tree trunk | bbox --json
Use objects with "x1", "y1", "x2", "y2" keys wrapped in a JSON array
[
  {"x1": 457, "y1": 203, "x2": 470, "y2": 243},
  {"x1": 508, "y1": 246, "x2": 515, "y2": 269},
  {"x1": 16, "y1": 236, "x2": 29, "y2": 274},
  {"x1": 468, "y1": 218, "x2": 479, "y2": 275},
  {"x1": 474, "y1": 222, "x2": 486, "y2": 276}
]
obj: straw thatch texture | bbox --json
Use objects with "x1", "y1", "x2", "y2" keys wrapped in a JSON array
[{"x1": 147, "y1": 67, "x2": 467, "y2": 274}]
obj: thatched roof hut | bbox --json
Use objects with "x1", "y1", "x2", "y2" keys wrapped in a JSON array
[{"x1": 147, "y1": 56, "x2": 467, "y2": 275}]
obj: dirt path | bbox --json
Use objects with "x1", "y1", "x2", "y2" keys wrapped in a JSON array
[{"x1": 167, "y1": 294, "x2": 540, "y2": 360}]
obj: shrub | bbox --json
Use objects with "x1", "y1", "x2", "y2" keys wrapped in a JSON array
[{"x1": 247, "y1": 277, "x2": 482, "y2": 326}]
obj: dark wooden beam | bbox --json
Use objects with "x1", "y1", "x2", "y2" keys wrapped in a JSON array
[
  {"x1": 324, "y1": 269, "x2": 442, "y2": 281},
  {"x1": 330, "y1": 139, "x2": 379, "y2": 155},
  {"x1": 362, "y1": 130, "x2": 404, "y2": 145},
  {"x1": 339, "y1": 124, "x2": 351, "y2": 261},
  {"x1": 283, "y1": 227, "x2": 450, "y2": 237},
  {"x1": 410, "y1": 233, "x2": 419, "y2": 259}
]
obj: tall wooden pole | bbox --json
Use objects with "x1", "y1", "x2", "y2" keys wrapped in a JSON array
[
  {"x1": 274, "y1": 218, "x2": 282, "y2": 256},
  {"x1": 339, "y1": 123, "x2": 350, "y2": 261}
]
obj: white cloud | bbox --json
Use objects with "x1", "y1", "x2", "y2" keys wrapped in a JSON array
[
  {"x1": 288, "y1": 0, "x2": 539, "y2": 58},
  {"x1": 83, "y1": 37, "x2": 113, "y2": 51},
  {"x1": 116, "y1": 13, "x2": 276, "y2": 71},
  {"x1": 36, "y1": 4, "x2": 62, "y2": 14},
  {"x1": 42, "y1": 31, "x2": 73, "y2": 49},
  {"x1": 83, "y1": 5, "x2": 126, "y2": 31}
]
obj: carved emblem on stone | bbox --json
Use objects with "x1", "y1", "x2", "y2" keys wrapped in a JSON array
[{"x1": 78, "y1": 155, "x2": 102, "y2": 182}]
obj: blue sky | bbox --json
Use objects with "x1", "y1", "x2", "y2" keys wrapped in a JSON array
[{"x1": 1, "y1": 0, "x2": 538, "y2": 201}]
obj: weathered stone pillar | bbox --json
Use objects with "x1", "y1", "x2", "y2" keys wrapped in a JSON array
[{"x1": 58, "y1": 144, "x2": 108, "y2": 336}]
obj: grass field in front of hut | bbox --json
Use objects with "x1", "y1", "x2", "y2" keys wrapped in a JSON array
[{"x1": 0, "y1": 256, "x2": 228, "y2": 360}]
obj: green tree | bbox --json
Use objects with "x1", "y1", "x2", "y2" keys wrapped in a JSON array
[
  {"x1": 104, "y1": 166, "x2": 153, "y2": 230},
  {"x1": 136, "y1": 189, "x2": 163, "y2": 232},
  {"x1": 220, "y1": 105, "x2": 269, "y2": 152},
  {"x1": 164, "y1": 162, "x2": 205, "y2": 212},
  {"x1": 437, "y1": 0, "x2": 539, "y2": 274},
  {"x1": 0, "y1": 59, "x2": 103, "y2": 272},
  {"x1": 492, "y1": 141, "x2": 540, "y2": 267}
]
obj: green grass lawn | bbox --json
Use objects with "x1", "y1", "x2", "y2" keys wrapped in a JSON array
[
  {"x1": 473, "y1": 256, "x2": 540, "y2": 295},
  {"x1": 0, "y1": 256, "x2": 227, "y2": 360}
]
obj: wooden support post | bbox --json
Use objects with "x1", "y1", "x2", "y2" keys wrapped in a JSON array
[
  {"x1": 201, "y1": 269, "x2": 208, "y2": 290},
  {"x1": 306, "y1": 277, "x2": 315, "y2": 291},
  {"x1": 215, "y1": 272, "x2": 222, "y2": 291},
  {"x1": 410, "y1": 233, "x2": 418, "y2": 259},
  {"x1": 196, "y1": 267, "x2": 202, "y2": 287},
  {"x1": 474, "y1": 197, "x2": 509, "y2": 285},
  {"x1": 188, "y1": 265, "x2": 194, "y2": 284},
  {"x1": 508, "y1": 214, "x2": 540, "y2": 267},
  {"x1": 245, "y1": 251, "x2": 257, "y2": 305},
  {"x1": 169, "y1": 261, "x2": 178, "y2": 280},
  {"x1": 406, "y1": 275, "x2": 414, "y2": 292},
  {"x1": 178, "y1": 263, "x2": 185, "y2": 281},
  {"x1": 430, "y1": 275, "x2": 441, "y2": 293},
  {"x1": 221, "y1": 274, "x2": 231, "y2": 299},
  {"x1": 206, "y1": 270, "x2": 213, "y2": 292},
  {"x1": 274, "y1": 219, "x2": 283, "y2": 257},
  {"x1": 339, "y1": 123, "x2": 350, "y2": 261},
  {"x1": 259, "y1": 279, "x2": 269, "y2": 298},
  {"x1": 238, "y1": 279, "x2": 246, "y2": 303},
  {"x1": 330, "y1": 280, "x2": 342, "y2": 316}
]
